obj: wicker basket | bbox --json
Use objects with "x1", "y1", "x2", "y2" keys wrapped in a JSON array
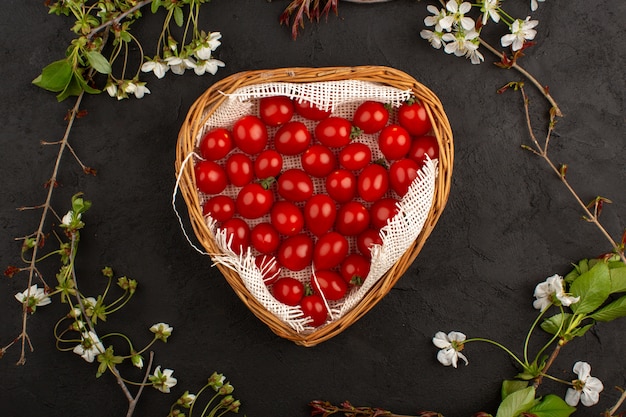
[{"x1": 175, "y1": 66, "x2": 454, "y2": 347}]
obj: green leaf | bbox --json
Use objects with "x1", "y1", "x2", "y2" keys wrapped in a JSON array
[
  {"x1": 541, "y1": 313, "x2": 572, "y2": 336},
  {"x1": 609, "y1": 264, "x2": 626, "y2": 293},
  {"x1": 85, "y1": 50, "x2": 111, "y2": 74},
  {"x1": 569, "y1": 262, "x2": 611, "y2": 314},
  {"x1": 56, "y1": 73, "x2": 84, "y2": 101},
  {"x1": 527, "y1": 394, "x2": 576, "y2": 417},
  {"x1": 174, "y1": 6, "x2": 184, "y2": 27},
  {"x1": 151, "y1": 0, "x2": 161, "y2": 13},
  {"x1": 495, "y1": 386, "x2": 535, "y2": 417},
  {"x1": 74, "y1": 71, "x2": 100, "y2": 94},
  {"x1": 32, "y1": 59, "x2": 73, "y2": 92},
  {"x1": 501, "y1": 380, "x2": 529, "y2": 400},
  {"x1": 589, "y1": 295, "x2": 626, "y2": 322},
  {"x1": 565, "y1": 322, "x2": 594, "y2": 341}
]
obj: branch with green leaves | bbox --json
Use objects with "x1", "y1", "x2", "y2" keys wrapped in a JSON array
[{"x1": 33, "y1": 0, "x2": 224, "y2": 101}]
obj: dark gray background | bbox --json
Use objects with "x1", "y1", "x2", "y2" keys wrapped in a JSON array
[{"x1": 1, "y1": 0, "x2": 625, "y2": 416}]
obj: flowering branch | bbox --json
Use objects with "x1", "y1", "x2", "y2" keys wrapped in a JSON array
[{"x1": 5, "y1": 91, "x2": 86, "y2": 365}]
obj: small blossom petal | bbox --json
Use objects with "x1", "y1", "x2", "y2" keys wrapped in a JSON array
[
  {"x1": 14, "y1": 284, "x2": 51, "y2": 312},
  {"x1": 530, "y1": 0, "x2": 545, "y2": 11},
  {"x1": 421, "y1": 29, "x2": 444, "y2": 49},
  {"x1": 433, "y1": 331, "x2": 468, "y2": 368},
  {"x1": 73, "y1": 331, "x2": 105, "y2": 363},
  {"x1": 150, "y1": 366, "x2": 178, "y2": 393},
  {"x1": 565, "y1": 361, "x2": 604, "y2": 407},
  {"x1": 533, "y1": 274, "x2": 580, "y2": 311},
  {"x1": 501, "y1": 16, "x2": 539, "y2": 51},
  {"x1": 150, "y1": 322, "x2": 173, "y2": 342}
]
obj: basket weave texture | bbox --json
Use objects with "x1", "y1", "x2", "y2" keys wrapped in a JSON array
[{"x1": 176, "y1": 66, "x2": 454, "y2": 347}]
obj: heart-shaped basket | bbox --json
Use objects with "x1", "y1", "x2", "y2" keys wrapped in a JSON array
[{"x1": 175, "y1": 66, "x2": 453, "y2": 346}]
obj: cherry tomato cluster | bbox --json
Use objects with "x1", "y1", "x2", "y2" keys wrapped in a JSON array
[{"x1": 195, "y1": 95, "x2": 438, "y2": 327}]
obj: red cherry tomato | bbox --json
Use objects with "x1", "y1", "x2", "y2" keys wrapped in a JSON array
[
  {"x1": 301, "y1": 145, "x2": 337, "y2": 178},
  {"x1": 250, "y1": 222, "x2": 281, "y2": 254},
  {"x1": 259, "y1": 96, "x2": 294, "y2": 126},
  {"x1": 314, "y1": 117, "x2": 354, "y2": 148},
  {"x1": 300, "y1": 294, "x2": 328, "y2": 326},
  {"x1": 370, "y1": 197, "x2": 399, "y2": 229},
  {"x1": 340, "y1": 254, "x2": 371, "y2": 285},
  {"x1": 277, "y1": 234, "x2": 313, "y2": 271},
  {"x1": 356, "y1": 228, "x2": 383, "y2": 258},
  {"x1": 255, "y1": 255, "x2": 281, "y2": 286},
  {"x1": 353, "y1": 101, "x2": 389, "y2": 134},
  {"x1": 270, "y1": 201, "x2": 304, "y2": 236},
  {"x1": 202, "y1": 195, "x2": 235, "y2": 222},
  {"x1": 272, "y1": 277, "x2": 304, "y2": 306},
  {"x1": 335, "y1": 202, "x2": 370, "y2": 236},
  {"x1": 325, "y1": 169, "x2": 357, "y2": 203},
  {"x1": 357, "y1": 163, "x2": 389, "y2": 202},
  {"x1": 254, "y1": 149, "x2": 283, "y2": 179},
  {"x1": 313, "y1": 232, "x2": 349, "y2": 270},
  {"x1": 338, "y1": 142, "x2": 372, "y2": 171},
  {"x1": 408, "y1": 135, "x2": 439, "y2": 166},
  {"x1": 232, "y1": 115, "x2": 268, "y2": 155},
  {"x1": 221, "y1": 218, "x2": 250, "y2": 255},
  {"x1": 225, "y1": 153, "x2": 254, "y2": 187},
  {"x1": 199, "y1": 128, "x2": 233, "y2": 161},
  {"x1": 311, "y1": 270, "x2": 348, "y2": 301},
  {"x1": 378, "y1": 124, "x2": 411, "y2": 161},
  {"x1": 195, "y1": 160, "x2": 228, "y2": 195},
  {"x1": 303, "y1": 194, "x2": 337, "y2": 237},
  {"x1": 293, "y1": 99, "x2": 332, "y2": 121},
  {"x1": 277, "y1": 169, "x2": 314, "y2": 202},
  {"x1": 389, "y1": 158, "x2": 419, "y2": 197},
  {"x1": 235, "y1": 183, "x2": 274, "y2": 219},
  {"x1": 398, "y1": 100, "x2": 432, "y2": 137},
  {"x1": 274, "y1": 121, "x2": 312, "y2": 155}
]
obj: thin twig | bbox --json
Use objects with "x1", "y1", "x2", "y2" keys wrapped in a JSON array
[
  {"x1": 87, "y1": 0, "x2": 153, "y2": 40},
  {"x1": 126, "y1": 351, "x2": 155, "y2": 417},
  {"x1": 607, "y1": 388, "x2": 626, "y2": 417},
  {"x1": 519, "y1": 86, "x2": 626, "y2": 264},
  {"x1": 478, "y1": 39, "x2": 562, "y2": 117},
  {"x1": 16, "y1": 91, "x2": 85, "y2": 365},
  {"x1": 532, "y1": 343, "x2": 562, "y2": 389}
]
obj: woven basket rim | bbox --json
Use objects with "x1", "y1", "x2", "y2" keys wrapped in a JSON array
[{"x1": 175, "y1": 65, "x2": 454, "y2": 347}]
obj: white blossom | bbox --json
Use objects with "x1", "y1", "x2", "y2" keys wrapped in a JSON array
[
  {"x1": 150, "y1": 322, "x2": 174, "y2": 342},
  {"x1": 195, "y1": 32, "x2": 222, "y2": 60},
  {"x1": 565, "y1": 361, "x2": 604, "y2": 407},
  {"x1": 442, "y1": 29, "x2": 480, "y2": 57},
  {"x1": 530, "y1": 0, "x2": 545, "y2": 11},
  {"x1": 141, "y1": 58, "x2": 169, "y2": 79},
  {"x1": 420, "y1": 29, "x2": 445, "y2": 49},
  {"x1": 105, "y1": 82, "x2": 118, "y2": 98},
  {"x1": 165, "y1": 56, "x2": 196, "y2": 75},
  {"x1": 73, "y1": 331, "x2": 104, "y2": 363},
  {"x1": 14, "y1": 284, "x2": 51, "y2": 312},
  {"x1": 61, "y1": 210, "x2": 73, "y2": 226},
  {"x1": 481, "y1": 0, "x2": 500, "y2": 24},
  {"x1": 424, "y1": 5, "x2": 449, "y2": 32},
  {"x1": 193, "y1": 58, "x2": 225, "y2": 76},
  {"x1": 433, "y1": 331, "x2": 468, "y2": 368},
  {"x1": 501, "y1": 16, "x2": 539, "y2": 51},
  {"x1": 150, "y1": 366, "x2": 178, "y2": 393},
  {"x1": 443, "y1": 0, "x2": 475, "y2": 31},
  {"x1": 533, "y1": 274, "x2": 580, "y2": 311}
]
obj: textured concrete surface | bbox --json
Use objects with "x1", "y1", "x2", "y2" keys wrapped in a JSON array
[{"x1": 1, "y1": 0, "x2": 625, "y2": 416}]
